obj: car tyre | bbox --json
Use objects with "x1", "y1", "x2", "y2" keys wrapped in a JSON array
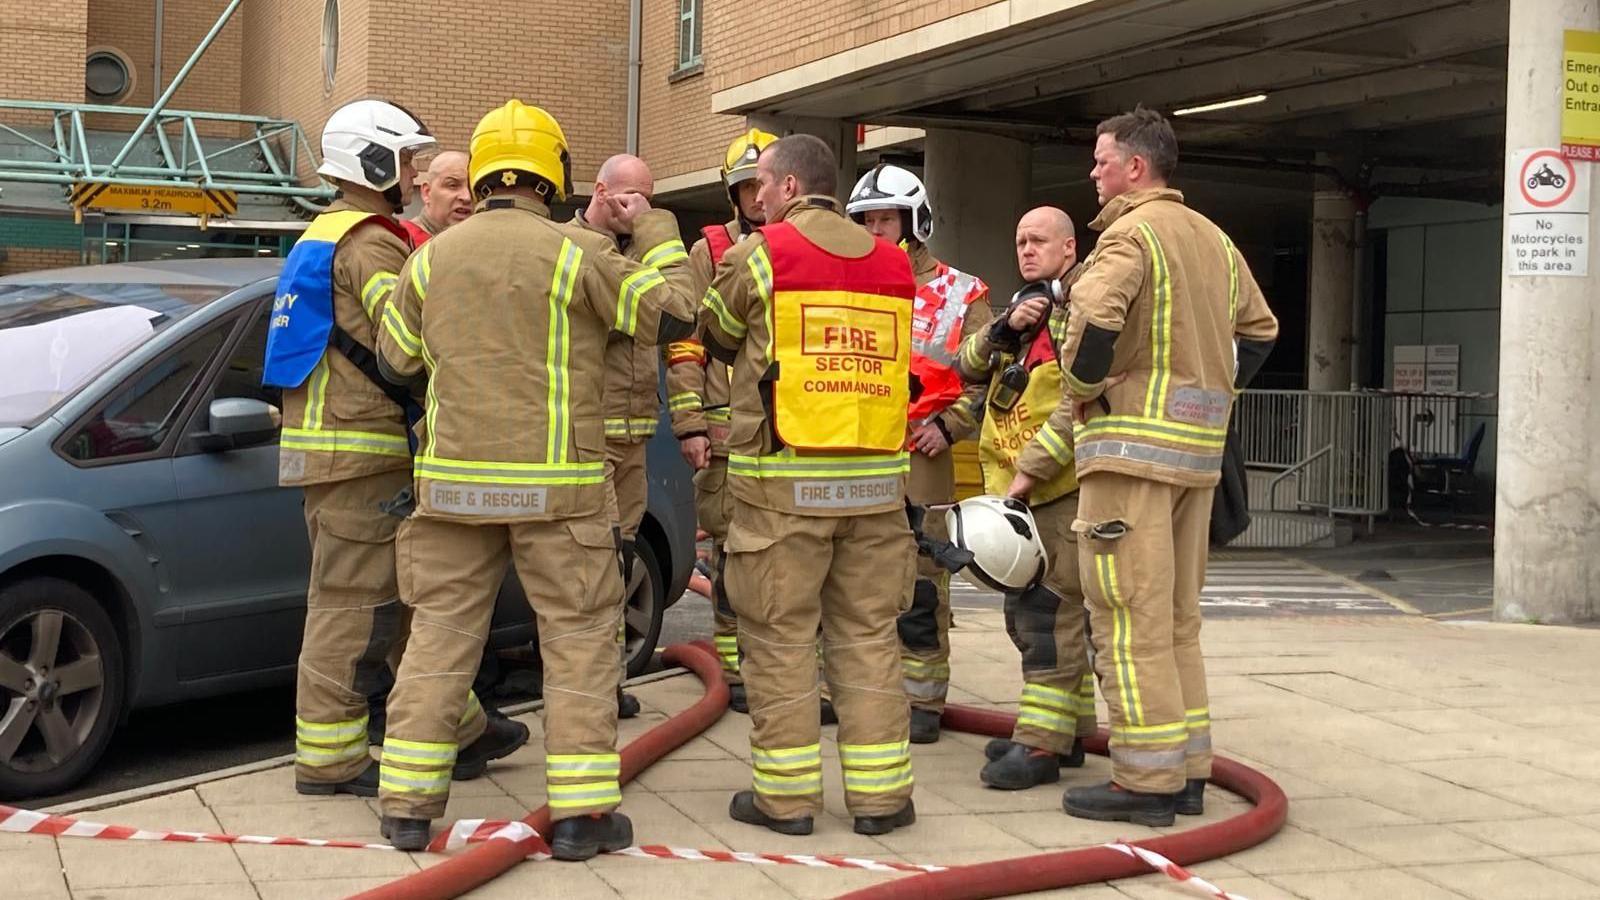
[
  {"x1": 622, "y1": 539, "x2": 666, "y2": 679},
  {"x1": 0, "y1": 576, "x2": 125, "y2": 799}
]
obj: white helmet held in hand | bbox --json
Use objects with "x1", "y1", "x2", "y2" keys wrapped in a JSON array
[
  {"x1": 946, "y1": 495, "x2": 1049, "y2": 592},
  {"x1": 846, "y1": 163, "x2": 933, "y2": 244},
  {"x1": 317, "y1": 99, "x2": 435, "y2": 203}
]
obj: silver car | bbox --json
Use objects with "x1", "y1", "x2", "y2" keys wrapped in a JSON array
[{"x1": 0, "y1": 259, "x2": 696, "y2": 798}]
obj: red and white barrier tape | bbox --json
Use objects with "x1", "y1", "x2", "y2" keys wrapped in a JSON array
[
  {"x1": 0, "y1": 805, "x2": 1252, "y2": 895},
  {"x1": 1105, "y1": 841, "x2": 1251, "y2": 900}
]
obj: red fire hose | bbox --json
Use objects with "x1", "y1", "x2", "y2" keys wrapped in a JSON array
[
  {"x1": 350, "y1": 643, "x2": 1286, "y2": 900},
  {"x1": 346, "y1": 641, "x2": 730, "y2": 900}
]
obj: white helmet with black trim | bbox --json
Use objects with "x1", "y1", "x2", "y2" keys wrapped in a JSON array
[
  {"x1": 317, "y1": 99, "x2": 436, "y2": 212},
  {"x1": 846, "y1": 163, "x2": 933, "y2": 244},
  {"x1": 946, "y1": 495, "x2": 1049, "y2": 592}
]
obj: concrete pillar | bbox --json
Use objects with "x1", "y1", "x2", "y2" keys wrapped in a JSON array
[
  {"x1": 924, "y1": 129, "x2": 1032, "y2": 298},
  {"x1": 748, "y1": 115, "x2": 857, "y2": 207},
  {"x1": 1307, "y1": 183, "x2": 1357, "y2": 391},
  {"x1": 1495, "y1": 0, "x2": 1600, "y2": 624}
]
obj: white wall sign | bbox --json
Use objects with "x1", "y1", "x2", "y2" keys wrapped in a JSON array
[
  {"x1": 1392, "y1": 344, "x2": 1426, "y2": 392},
  {"x1": 1506, "y1": 148, "x2": 1590, "y2": 277},
  {"x1": 1425, "y1": 344, "x2": 1460, "y2": 393}
]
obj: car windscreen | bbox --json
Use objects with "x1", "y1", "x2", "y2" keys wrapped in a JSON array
[{"x1": 0, "y1": 282, "x2": 227, "y2": 427}]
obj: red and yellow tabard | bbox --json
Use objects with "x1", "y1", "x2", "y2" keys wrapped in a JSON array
[
  {"x1": 979, "y1": 324, "x2": 1078, "y2": 505},
  {"x1": 762, "y1": 221, "x2": 914, "y2": 454}
]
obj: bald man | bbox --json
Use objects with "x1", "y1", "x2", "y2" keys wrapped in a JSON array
[
  {"x1": 574, "y1": 154, "x2": 665, "y2": 720},
  {"x1": 403, "y1": 150, "x2": 472, "y2": 245},
  {"x1": 953, "y1": 206, "x2": 1098, "y2": 791}
]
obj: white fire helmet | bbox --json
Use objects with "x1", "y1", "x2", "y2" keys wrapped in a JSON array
[
  {"x1": 946, "y1": 495, "x2": 1049, "y2": 592},
  {"x1": 846, "y1": 163, "x2": 933, "y2": 243},
  {"x1": 317, "y1": 99, "x2": 435, "y2": 201}
]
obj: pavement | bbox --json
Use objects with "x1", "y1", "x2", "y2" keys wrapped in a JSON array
[{"x1": 9, "y1": 594, "x2": 1600, "y2": 900}]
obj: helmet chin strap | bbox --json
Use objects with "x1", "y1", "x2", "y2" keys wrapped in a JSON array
[{"x1": 383, "y1": 185, "x2": 405, "y2": 216}]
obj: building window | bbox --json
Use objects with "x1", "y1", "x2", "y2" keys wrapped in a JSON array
[
  {"x1": 85, "y1": 50, "x2": 133, "y2": 104},
  {"x1": 321, "y1": 0, "x2": 339, "y2": 94},
  {"x1": 677, "y1": 0, "x2": 702, "y2": 70}
]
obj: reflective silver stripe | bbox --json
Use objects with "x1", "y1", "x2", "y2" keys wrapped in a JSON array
[
  {"x1": 1075, "y1": 439, "x2": 1222, "y2": 473},
  {"x1": 1186, "y1": 732, "x2": 1213, "y2": 754},
  {"x1": 415, "y1": 458, "x2": 605, "y2": 482},
  {"x1": 902, "y1": 679, "x2": 949, "y2": 702},
  {"x1": 1034, "y1": 423, "x2": 1072, "y2": 465},
  {"x1": 842, "y1": 763, "x2": 914, "y2": 792},
  {"x1": 702, "y1": 286, "x2": 745, "y2": 337},
  {"x1": 546, "y1": 238, "x2": 581, "y2": 462},
  {"x1": 838, "y1": 742, "x2": 909, "y2": 766},
  {"x1": 753, "y1": 771, "x2": 822, "y2": 795},
  {"x1": 1109, "y1": 746, "x2": 1187, "y2": 770},
  {"x1": 642, "y1": 239, "x2": 688, "y2": 267},
  {"x1": 616, "y1": 267, "x2": 664, "y2": 337},
  {"x1": 378, "y1": 769, "x2": 452, "y2": 793},
  {"x1": 296, "y1": 716, "x2": 368, "y2": 743},
  {"x1": 727, "y1": 453, "x2": 910, "y2": 478},
  {"x1": 547, "y1": 755, "x2": 622, "y2": 778},
  {"x1": 295, "y1": 741, "x2": 370, "y2": 766},
  {"x1": 1017, "y1": 709, "x2": 1073, "y2": 733}
]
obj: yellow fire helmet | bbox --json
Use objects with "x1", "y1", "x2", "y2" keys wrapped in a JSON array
[
  {"x1": 469, "y1": 100, "x2": 573, "y2": 203},
  {"x1": 721, "y1": 127, "x2": 778, "y2": 215}
]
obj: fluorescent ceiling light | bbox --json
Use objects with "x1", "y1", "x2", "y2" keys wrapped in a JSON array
[{"x1": 1172, "y1": 94, "x2": 1268, "y2": 117}]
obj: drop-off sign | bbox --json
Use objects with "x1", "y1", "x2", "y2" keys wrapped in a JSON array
[{"x1": 1506, "y1": 148, "x2": 1590, "y2": 278}]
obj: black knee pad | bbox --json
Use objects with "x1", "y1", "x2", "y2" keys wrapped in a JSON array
[
  {"x1": 353, "y1": 601, "x2": 404, "y2": 698},
  {"x1": 1003, "y1": 584, "x2": 1064, "y2": 673},
  {"x1": 897, "y1": 578, "x2": 941, "y2": 651}
]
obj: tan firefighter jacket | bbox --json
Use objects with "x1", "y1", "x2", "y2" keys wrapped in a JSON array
[
  {"x1": 697, "y1": 196, "x2": 913, "y2": 518},
  {"x1": 664, "y1": 220, "x2": 737, "y2": 456},
  {"x1": 573, "y1": 210, "x2": 663, "y2": 443},
  {"x1": 279, "y1": 192, "x2": 413, "y2": 487},
  {"x1": 1052, "y1": 188, "x2": 1279, "y2": 488},
  {"x1": 375, "y1": 194, "x2": 695, "y2": 522}
]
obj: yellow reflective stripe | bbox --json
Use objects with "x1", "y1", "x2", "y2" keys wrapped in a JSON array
[
  {"x1": 545, "y1": 238, "x2": 581, "y2": 462},
  {"x1": 961, "y1": 335, "x2": 988, "y2": 371},
  {"x1": 616, "y1": 267, "x2": 664, "y2": 337},
  {"x1": 382, "y1": 303, "x2": 422, "y2": 359},
  {"x1": 1097, "y1": 553, "x2": 1144, "y2": 726},
  {"x1": 727, "y1": 452, "x2": 909, "y2": 480},
  {"x1": 901, "y1": 659, "x2": 950, "y2": 679},
  {"x1": 642, "y1": 239, "x2": 688, "y2": 268},
  {"x1": 749, "y1": 246, "x2": 775, "y2": 359},
  {"x1": 1075, "y1": 415, "x2": 1227, "y2": 450},
  {"x1": 547, "y1": 753, "x2": 622, "y2": 778},
  {"x1": 361, "y1": 271, "x2": 398, "y2": 320},
  {"x1": 295, "y1": 741, "x2": 370, "y2": 766},
  {"x1": 1220, "y1": 232, "x2": 1239, "y2": 322},
  {"x1": 1020, "y1": 683, "x2": 1073, "y2": 713},
  {"x1": 1065, "y1": 370, "x2": 1100, "y2": 396},
  {"x1": 381, "y1": 738, "x2": 458, "y2": 767},
  {"x1": 604, "y1": 417, "x2": 659, "y2": 438},
  {"x1": 281, "y1": 427, "x2": 411, "y2": 457},
  {"x1": 460, "y1": 692, "x2": 482, "y2": 726},
  {"x1": 669, "y1": 392, "x2": 702, "y2": 412},
  {"x1": 752, "y1": 743, "x2": 822, "y2": 772},
  {"x1": 295, "y1": 716, "x2": 368, "y2": 743},
  {"x1": 547, "y1": 781, "x2": 623, "y2": 808},
  {"x1": 1186, "y1": 707, "x2": 1211, "y2": 729},
  {"x1": 701, "y1": 286, "x2": 745, "y2": 338},
  {"x1": 753, "y1": 770, "x2": 822, "y2": 795},
  {"x1": 1110, "y1": 721, "x2": 1188, "y2": 745},
  {"x1": 420, "y1": 335, "x2": 441, "y2": 457},
  {"x1": 415, "y1": 455, "x2": 605, "y2": 486},
  {"x1": 1034, "y1": 423, "x2": 1072, "y2": 465},
  {"x1": 1137, "y1": 222, "x2": 1173, "y2": 419},
  {"x1": 842, "y1": 761, "x2": 913, "y2": 793},
  {"x1": 1017, "y1": 709, "x2": 1073, "y2": 733},
  {"x1": 409, "y1": 243, "x2": 432, "y2": 301},
  {"x1": 302, "y1": 357, "x2": 330, "y2": 430},
  {"x1": 380, "y1": 768, "x2": 452, "y2": 795},
  {"x1": 838, "y1": 741, "x2": 910, "y2": 767}
]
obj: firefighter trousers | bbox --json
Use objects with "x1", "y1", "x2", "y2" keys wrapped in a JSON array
[
  {"x1": 1075, "y1": 471, "x2": 1213, "y2": 795},
  {"x1": 605, "y1": 438, "x2": 648, "y2": 679},
  {"x1": 1004, "y1": 492, "x2": 1098, "y2": 756},
  {"x1": 724, "y1": 500, "x2": 917, "y2": 820},
  {"x1": 899, "y1": 450, "x2": 954, "y2": 712},
  {"x1": 379, "y1": 512, "x2": 625, "y2": 821},
  {"x1": 694, "y1": 459, "x2": 742, "y2": 684},
  {"x1": 295, "y1": 470, "x2": 486, "y2": 786}
]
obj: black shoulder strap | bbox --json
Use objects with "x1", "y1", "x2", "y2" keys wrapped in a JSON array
[{"x1": 328, "y1": 323, "x2": 418, "y2": 416}]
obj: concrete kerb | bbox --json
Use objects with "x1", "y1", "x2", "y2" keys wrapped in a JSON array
[{"x1": 43, "y1": 665, "x2": 693, "y2": 817}]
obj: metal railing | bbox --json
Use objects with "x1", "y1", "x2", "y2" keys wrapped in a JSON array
[{"x1": 1234, "y1": 389, "x2": 1495, "y2": 522}]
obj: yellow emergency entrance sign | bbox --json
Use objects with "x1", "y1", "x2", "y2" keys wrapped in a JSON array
[
  {"x1": 1563, "y1": 30, "x2": 1600, "y2": 161},
  {"x1": 70, "y1": 182, "x2": 239, "y2": 217}
]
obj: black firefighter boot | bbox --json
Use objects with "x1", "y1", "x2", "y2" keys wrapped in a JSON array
[
  {"x1": 729, "y1": 790, "x2": 814, "y2": 835},
  {"x1": 980, "y1": 742, "x2": 1062, "y2": 790},
  {"x1": 984, "y1": 736, "x2": 1087, "y2": 768},
  {"x1": 854, "y1": 799, "x2": 916, "y2": 836},
  {"x1": 296, "y1": 759, "x2": 379, "y2": 797},
  {"x1": 1176, "y1": 778, "x2": 1206, "y2": 816},
  {"x1": 381, "y1": 815, "x2": 433, "y2": 852},
  {"x1": 550, "y1": 812, "x2": 634, "y2": 861},
  {"x1": 909, "y1": 707, "x2": 942, "y2": 744},
  {"x1": 618, "y1": 689, "x2": 642, "y2": 719},
  {"x1": 453, "y1": 709, "x2": 531, "y2": 780},
  {"x1": 1063, "y1": 781, "x2": 1178, "y2": 827},
  {"x1": 728, "y1": 683, "x2": 749, "y2": 714}
]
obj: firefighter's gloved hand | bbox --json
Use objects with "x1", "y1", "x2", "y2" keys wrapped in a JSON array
[{"x1": 380, "y1": 487, "x2": 415, "y2": 519}]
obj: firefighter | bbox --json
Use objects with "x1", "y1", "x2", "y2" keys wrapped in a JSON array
[
  {"x1": 262, "y1": 99, "x2": 526, "y2": 802},
  {"x1": 663, "y1": 129, "x2": 776, "y2": 713},
  {"x1": 574, "y1": 152, "x2": 663, "y2": 722},
  {"x1": 400, "y1": 149, "x2": 472, "y2": 246},
  {"x1": 951, "y1": 206, "x2": 1098, "y2": 790},
  {"x1": 846, "y1": 163, "x2": 991, "y2": 745},
  {"x1": 371, "y1": 100, "x2": 697, "y2": 855},
  {"x1": 666, "y1": 130, "x2": 837, "y2": 723},
  {"x1": 700, "y1": 134, "x2": 918, "y2": 837},
  {"x1": 1048, "y1": 108, "x2": 1278, "y2": 826}
]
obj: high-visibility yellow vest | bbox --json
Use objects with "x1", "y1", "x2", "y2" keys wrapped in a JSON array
[{"x1": 978, "y1": 325, "x2": 1078, "y2": 505}]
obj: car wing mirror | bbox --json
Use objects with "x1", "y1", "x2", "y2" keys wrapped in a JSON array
[{"x1": 197, "y1": 397, "x2": 280, "y2": 452}]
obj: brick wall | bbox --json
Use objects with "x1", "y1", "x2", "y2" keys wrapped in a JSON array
[
  {"x1": 0, "y1": 246, "x2": 83, "y2": 277},
  {"x1": 366, "y1": 0, "x2": 629, "y2": 185},
  {"x1": 240, "y1": 0, "x2": 374, "y2": 184},
  {"x1": 708, "y1": 0, "x2": 993, "y2": 93},
  {"x1": 0, "y1": 1, "x2": 88, "y2": 125},
  {"x1": 86, "y1": 0, "x2": 243, "y2": 135},
  {"x1": 637, "y1": 0, "x2": 744, "y2": 181}
]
